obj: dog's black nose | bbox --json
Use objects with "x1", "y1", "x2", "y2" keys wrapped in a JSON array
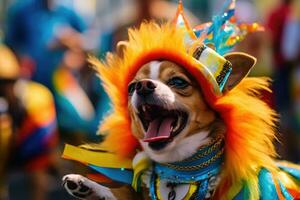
[{"x1": 136, "y1": 80, "x2": 157, "y2": 95}]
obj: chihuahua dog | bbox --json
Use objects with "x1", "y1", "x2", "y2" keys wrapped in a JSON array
[
  {"x1": 62, "y1": 51, "x2": 256, "y2": 200},
  {"x1": 61, "y1": 17, "x2": 300, "y2": 199}
]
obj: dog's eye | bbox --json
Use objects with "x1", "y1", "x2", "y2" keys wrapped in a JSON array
[
  {"x1": 167, "y1": 77, "x2": 189, "y2": 89},
  {"x1": 128, "y1": 82, "x2": 136, "y2": 95}
]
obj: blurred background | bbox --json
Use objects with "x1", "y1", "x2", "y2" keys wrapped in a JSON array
[{"x1": 0, "y1": 0, "x2": 299, "y2": 199}]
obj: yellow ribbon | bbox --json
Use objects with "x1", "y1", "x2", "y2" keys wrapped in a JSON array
[
  {"x1": 62, "y1": 144, "x2": 132, "y2": 169},
  {"x1": 131, "y1": 152, "x2": 151, "y2": 191},
  {"x1": 155, "y1": 178, "x2": 198, "y2": 200}
]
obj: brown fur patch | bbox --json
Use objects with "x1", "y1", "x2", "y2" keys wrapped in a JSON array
[
  {"x1": 131, "y1": 63, "x2": 150, "y2": 82},
  {"x1": 128, "y1": 60, "x2": 217, "y2": 141}
]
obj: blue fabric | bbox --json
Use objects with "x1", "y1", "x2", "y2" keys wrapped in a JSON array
[
  {"x1": 17, "y1": 119, "x2": 56, "y2": 161},
  {"x1": 258, "y1": 168, "x2": 279, "y2": 200},
  {"x1": 278, "y1": 164, "x2": 300, "y2": 180},
  {"x1": 154, "y1": 140, "x2": 224, "y2": 183},
  {"x1": 55, "y1": 94, "x2": 88, "y2": 131},
  {"x1": 193, "y1": 0, "x2": 240, "y2": 55},
  {"x1": 233, "y1": 183, "x2": 250, "y2": 200},
  {"x1": 54, "y1": 77, "x2": 110, "y2": 140},
  {"x1": 154, "y1": 162, "x2": 222, "y2": 183},
  {"x1": 234, "y1": 167, "x2": 300, "y2": 200},
  {"x1": 233, "y1": 189, "x2": 244, "y2": 200},
  {"x1": 278, "y1": 181, "x2": 294, "y2": 200},
  {"x1": 197, "y1": 179, "x2": 209, "y2": 199},
  {"x1": 220, "y1": 66, "x2": 232, "y2": 92},
  {"x1": 150, "y1": 173, "x2": 158, "y2": 200},
  {"x1": 149, "y1": 138, "x2": 224, "y2": 199},
  {"x1": 4, "y1": 0, "x2": 86, "y2": 88},
  {"x1": 89, "y1": 165, "x2": 133, "y2": 185}
]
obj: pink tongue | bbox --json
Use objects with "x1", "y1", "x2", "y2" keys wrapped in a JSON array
[{"x1": 143, "y1": 118, "x2": 173, "y2": 142}]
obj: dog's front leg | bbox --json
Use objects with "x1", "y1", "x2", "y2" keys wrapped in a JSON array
[{"x1": 62, "y1": 174, "x2": 117, "y2": 200}]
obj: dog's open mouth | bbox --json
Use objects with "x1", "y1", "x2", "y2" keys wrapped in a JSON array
[{"x1": 137, "y1": 104, "x2": 188, "y2": 150}]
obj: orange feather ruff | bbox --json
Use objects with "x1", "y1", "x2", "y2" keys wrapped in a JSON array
[
  {"x1": 90, "y1": 22, "x2": 280, "y2": 199},
  {"x1": 213, "y1": 78, "x2": 278, "y2": 199}
]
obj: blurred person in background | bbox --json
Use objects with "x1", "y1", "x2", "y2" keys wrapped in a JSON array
[
  {"x1": 4, "y1": 0, "x2": 86, "y2": 90},
  {"x1": 234, "y1": 0, "x2": 273, "y2": 77},
  {"x1": 52, "y1": 47, "x2": 110, "y2": 143},
  {"x1": 4, "y1": 0, "x2": 110, "y2": 142},
  {"x1": 111, "y1": 0, "x2": 199, "y2": 51},
  {"x1": 266, "y1": 0, "x2": 300, "y2": 162},
  {"x1": 266, "y1": 0, "x2": 293, "y2": 120},
  {"x1": 232, "y1": 1, "x2": 275, "y2": 112},
  {"x1": 281, "y1": 0, "x2": 300, "y2": 161},
  {"x1": 0, "y1": 44, "x2": 58, "y2": 200}
]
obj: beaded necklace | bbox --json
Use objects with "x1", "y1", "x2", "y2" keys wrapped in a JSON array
[{"x1": 150, "y1": 136, "x2": 224, "y2": 200}]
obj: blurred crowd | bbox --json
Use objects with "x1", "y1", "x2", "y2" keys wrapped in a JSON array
[{"x1": 0, "y1": 0, "x2": 299, "y2": 199}]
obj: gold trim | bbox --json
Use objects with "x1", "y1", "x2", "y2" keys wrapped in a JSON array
[{"x1": 162, "y1": 148, "x2": 224, "y2": 171}]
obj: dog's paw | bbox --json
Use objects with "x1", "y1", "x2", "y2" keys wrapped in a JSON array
[{"x1": 62, "y1": 174, "x2": 116, "y2": 200}]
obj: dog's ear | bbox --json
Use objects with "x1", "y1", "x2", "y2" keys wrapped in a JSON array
[{"x1": 222, "y1": 52, "x2": 256, "y2": 92}]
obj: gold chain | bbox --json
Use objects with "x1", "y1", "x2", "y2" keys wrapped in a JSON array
[
  {"x1": 181, "y1": 136, "x2": 224, "y2": 162},
  {"x1": 162, "y1": 148, "x2": 224, "y2": 171},
  {"x1": 199, "y1": 134, "x2": 224, "y2": 149}
]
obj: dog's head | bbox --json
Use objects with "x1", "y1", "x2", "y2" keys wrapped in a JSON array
[{"x1": 127, "y1": 53, "x2": 256, "y2": 163}]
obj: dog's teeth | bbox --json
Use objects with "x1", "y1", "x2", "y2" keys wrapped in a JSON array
[
  {"x1": 142, "y1": 105, "x2": 146, "y2": 112},
  {"x1": 174, "y1": 117, "x2": 181, "y2": 132}
]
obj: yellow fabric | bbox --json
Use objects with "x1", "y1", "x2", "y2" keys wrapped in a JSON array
[
  {"x1": 277, "y1": 161, "x2": 300, "y2": 171},
  {"x1": 183, "y1": 183, "x2": 198, "y2": 200},
  {"x1": 224, "y1": 181, "x2": 244, "y2": 200},
  {"x1": 0, "y1": 45, "x2": 19, "y2": 79},
  {"x1": 156, "y1": 179, "x2": 162, "y2": 200},
  {"x1": 277, "y1": 161, "x2": 300, "y2": 191},
  {"x1": 132, "y1": 156, "x2": 151, "y2": 191},
  {"x1": 16, "y1": 81, "x2": 56, "y2": 126},
  {"x1": 198, "y1": 47, "x2": 227, "y2": 78},
  {"x1": 62, "y1": 144, "x2": 132, "y2": 169},
  {"x1": 155, "y1": 179, "x2": 198, "y2": 200}
]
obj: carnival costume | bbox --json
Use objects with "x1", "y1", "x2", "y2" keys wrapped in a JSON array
[
  {"x1": 63, "y1": 1, "x2": 300, "y2": 199},
  {"x1": 0, "y1": 44, "x2": 57, "y2": 171}
]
